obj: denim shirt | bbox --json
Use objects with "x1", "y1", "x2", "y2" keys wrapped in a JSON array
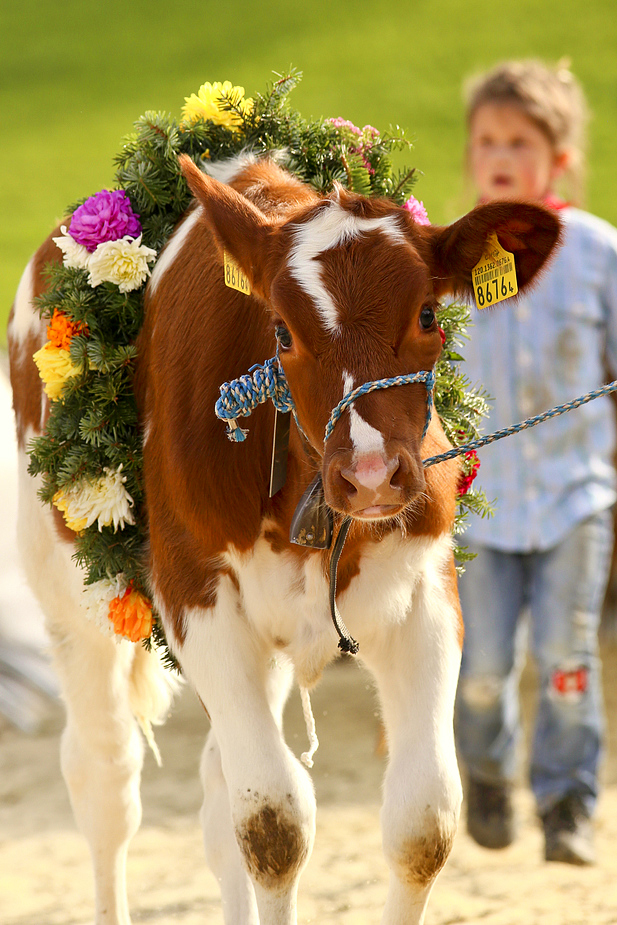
[{"x1": 462, "y1": 207, "x2": 617, "y2": 552}]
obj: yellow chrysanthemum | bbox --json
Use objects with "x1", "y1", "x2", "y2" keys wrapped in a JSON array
[
  {"x1": 181, "y1": 80, "x2": 253, "y2": 131},
  {"x1": 33, "y1": 342, "x2": 81, "y2": 400},
  {"x1": 52, "y1": 489, "x2": 88, "y2": 532}
]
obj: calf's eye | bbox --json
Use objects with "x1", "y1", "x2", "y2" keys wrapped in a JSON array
[
  {"x1": 275, "y1": 324, "x2": 293, "y2": 349},
  {"x1": 420, "y1": 306, "x2": 436, "y2": 329}
]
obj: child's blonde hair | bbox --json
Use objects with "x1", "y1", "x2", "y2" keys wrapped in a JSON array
[{"x1": 464, "y1": 59, "x2": 589, "y2": 205}]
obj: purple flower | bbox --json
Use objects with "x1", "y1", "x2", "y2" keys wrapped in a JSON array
[
  {"x1": 69, "y1": 190, "x2": 142, "y2": 252},
  {"x1": 402, "y1": 195, "x2": 430, "y2": 226}
]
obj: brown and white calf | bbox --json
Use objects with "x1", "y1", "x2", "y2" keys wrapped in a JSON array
[{"x1": 8, "y1": 152, "x2": 560, "y2": 924}]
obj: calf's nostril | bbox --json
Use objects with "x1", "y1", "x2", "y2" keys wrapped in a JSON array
[
  {"x1": 335, "y1": 468, "x2": 358, "y2": 499},
  {"x1": 389, "y1": 458, "x2": 405, "y2": 490}
]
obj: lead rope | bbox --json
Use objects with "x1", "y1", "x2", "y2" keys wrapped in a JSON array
[
  {"x1": 328, "y1": 516, "x2": 358, "y2": 654},
  {"x1": 422, "y1": 378, "x2": 617, "y2": 469},
  {"x1": 299, "y1": 686, "x2": 319, "y2": 768},
  {"x1": 298, "y1": 514, "x2": 355, "y2": 768}
]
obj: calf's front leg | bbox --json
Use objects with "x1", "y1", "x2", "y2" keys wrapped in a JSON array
[
  {"x1": 165, "y1": 577, "x2": 316, "y2": 925},
  {"x1": 361, "y1": 555, "x2": 463, "y2": 925}
]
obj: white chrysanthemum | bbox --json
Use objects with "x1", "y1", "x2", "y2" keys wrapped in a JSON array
[
  {"x1": 55, "y1": 465, "x2": 135, "y2": 532},
  {"x1": 52, "y1": 225, "x2": 91, "y2": 270},
  {"x1": 87, "y1": 235, "x2": 157, "y2": 292},
  {"x1": 83, "y1": 574, "x2": 127, "y2": 638}
]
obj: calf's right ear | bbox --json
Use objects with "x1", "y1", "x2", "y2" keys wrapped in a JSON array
[
  {"x1": 178, "y1": 154, "x2": 277, "y2": 298},
  {"x1": 424, "y1": 201, "x2": 562, "y2": 301}
]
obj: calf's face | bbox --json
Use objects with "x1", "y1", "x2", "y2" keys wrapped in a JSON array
[
  {"x1": 179, "y1": 155, "x2": 561, "y2": 521},
  {"x1": 267, "y1": 202, "x2": 444, "y2": 520}
]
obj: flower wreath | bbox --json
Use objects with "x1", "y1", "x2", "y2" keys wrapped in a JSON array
[{"x1": 28, "y1": 71, "x2": 490, "y2": 661}]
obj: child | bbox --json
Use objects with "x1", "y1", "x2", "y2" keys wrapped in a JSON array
[{"x1": 455, "y1": 59, "x2": 617, "y2": 865}]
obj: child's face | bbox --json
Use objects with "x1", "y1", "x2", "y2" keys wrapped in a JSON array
[{"x1": 468, "y1": 102, "x2": 567, "y2": 202}]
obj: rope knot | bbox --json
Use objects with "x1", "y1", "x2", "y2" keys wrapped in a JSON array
[{"x1": 215, "y1": 357, "x2": 294, "y2": 442}]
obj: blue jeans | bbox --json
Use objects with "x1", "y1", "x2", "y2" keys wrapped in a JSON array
[{"x1": 455, "y1": 510, "x2": 613, "y2": 816}]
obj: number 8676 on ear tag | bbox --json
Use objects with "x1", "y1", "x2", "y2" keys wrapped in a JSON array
[
  {"x1": 472, "y1": 232, "x2": 518, "y2": 308},
  {"x1": 223, "y1": 251, "x2": 252, "y2": 295}
]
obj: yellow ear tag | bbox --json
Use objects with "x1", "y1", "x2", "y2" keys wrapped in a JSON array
[
  {"x1": 223, "y1": 251, "x2": 251, "y2": 295},
  {"x1": 472, "y1": 232, "x2": 518, "y2": 308}
]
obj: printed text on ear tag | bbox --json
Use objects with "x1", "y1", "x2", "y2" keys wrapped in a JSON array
[
  {"x1": 223, "y1": 251, "x2": 251, "y2": 295},
  {"x1": 472, "y1": 232, "x2": 518, "y2": 308}
]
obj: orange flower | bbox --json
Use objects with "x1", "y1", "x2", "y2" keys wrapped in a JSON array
[
  {"x1": 47, "y1": 309, "x2": 87, "y2": 351},
  {"x1": 108, "y1": 585, "x2": 153, "y2": 642}
]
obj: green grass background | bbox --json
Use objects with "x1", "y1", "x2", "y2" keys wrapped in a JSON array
[{"x1": 2, "y1": 0, "x2": 616, "y2": 344}]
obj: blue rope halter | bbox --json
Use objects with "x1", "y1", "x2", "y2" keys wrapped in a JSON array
[
  {"x1": 215, "y1": 357, "x2": 436, "y2": 446},
  {"x1": 216, "y1": 357, "x2": 617, "y2": 470},
  {"x1": 324, "y1": 370, "x2": 435, "y2": 443}
]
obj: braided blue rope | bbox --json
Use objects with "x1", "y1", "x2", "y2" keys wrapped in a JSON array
[
  {"x1": 423, "y1": 379, "x2": 617, "y2": 469},
  {"x1": 216, "y1": 359, "x2": 436, "y2": 445},
  {"x1": 324, "y1": 370, "x2": 436, "y2": 444},
  {"x1": 215, "y1": 357, "x2": 294, "y2": 442}
]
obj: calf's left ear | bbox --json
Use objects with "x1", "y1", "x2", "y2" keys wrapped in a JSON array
[
  {"x1": 424, "y1": 201, "x2": 562, "y2": 301},
  {"x1": 178, "y1": 154, "x2": 276, "y2": 298}
]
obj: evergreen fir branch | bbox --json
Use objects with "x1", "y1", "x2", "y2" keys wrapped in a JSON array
[
  {"x1": 257, "y1": 69, "x2": 303, "y2": 118},
  {"x1": 391, "y1": 167, "x2": 417, "y2": 201},
  {"x1": 344, "y1": 151, "x2": 373, "y2": 196}
]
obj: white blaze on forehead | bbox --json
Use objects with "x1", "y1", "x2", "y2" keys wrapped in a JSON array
[
  {"x1": 288, "y1": 202, "x2": 407, "y2": 333},
  {"x1": 343, "y1": 371, "x2": 386, "y2": 457},
  {"x1": 148, "y1": 206, "x2": 203, "y2": 296}
]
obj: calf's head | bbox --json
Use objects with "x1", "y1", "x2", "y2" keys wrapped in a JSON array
[{"x1": 180, "y1": 155, "x2": 560, "y2": 521}]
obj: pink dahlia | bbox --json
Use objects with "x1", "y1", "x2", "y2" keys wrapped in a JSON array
[
  {"x1": 402, "y1": 195, "x2": 430, "y2": 226},
  {"x1": 69, "y1": 190, "x2": 142, "y2": 252}
]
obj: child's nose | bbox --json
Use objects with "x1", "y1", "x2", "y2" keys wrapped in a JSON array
[{"x1": 492, "y1": 143, "x2": 512, "y2": 160}]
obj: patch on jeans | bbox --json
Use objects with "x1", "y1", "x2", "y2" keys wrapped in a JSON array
[
  {"x1": 460, "y1": 675, "x2": 504, "y2": 709},
  {"x1": 550, "y1": 664, "x2": 588, "y2": 703}
]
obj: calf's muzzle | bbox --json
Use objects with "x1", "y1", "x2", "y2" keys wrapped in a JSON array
[{"x1": 326, "y1": 448, "x2": 425, "y2": 519}]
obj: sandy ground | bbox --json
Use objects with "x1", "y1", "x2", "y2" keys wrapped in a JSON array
[
  {"x1": 2, "y1": 361, "x2": 617, "y2": 925},
  {"x1": 2, "y1": 646, "x2": 617, "y2": 925}
]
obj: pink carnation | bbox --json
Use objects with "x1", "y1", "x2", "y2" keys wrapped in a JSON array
[
  {"x1": 402, "y1": 195, "x2": 430, "y2": 226},
  {"x1": 327, "y1": 117, "x2": 362, "y2": 136},
  {"x1": 69, "y1": 190, "x2": 142, "y2": 252}
]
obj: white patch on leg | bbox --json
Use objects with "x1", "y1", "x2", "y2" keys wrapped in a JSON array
[
  {"x1": 288, "y1": 203, "x2": 406, "y2": 333},
  {"x1": 356, "y1": 533, "x2": 462, "y2": 919},
  {"x1": 342, "y1": 371, "x2": 385, "y2": 457}
]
